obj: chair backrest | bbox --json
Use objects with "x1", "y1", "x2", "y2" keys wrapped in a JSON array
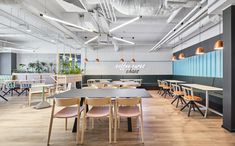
[
  {"x1": 157, "y1": 80, "x2": 161, "y2": 86},
  {"x1": 116, "y1": 97, "x2": 141, "y2": 106},
  {"x1": 20, "y1": 81, "x2": 32, "y2": 89},
  {"x1": 5, "y1": 81, "x2": 16, "y2": 89},
  {"x1": 162, "y1": 81, "x2": 168, "y2": 87},
  {"x1": 85, "y1": 97, "x2": 111, "y2": 106},
  {"x1": 171, "y1": 84, "x2": 181, "y2": 92},
  {"x1": 182, "y1": 87, "x2": 194, "y2": 97},
  {"x1": 30, "y1": 83, "x2": 45, "y2": 92},
  {"x1": 55, "y1": 98, "x2": 81, "y2": 107}
]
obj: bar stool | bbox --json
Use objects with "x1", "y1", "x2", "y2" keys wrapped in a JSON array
[
  {"x1": 171, "y1": 84, "x2": 187, "y2": 108},
  {"x1": 180, "y1": 87, "x2": 204, "y2": 117}
]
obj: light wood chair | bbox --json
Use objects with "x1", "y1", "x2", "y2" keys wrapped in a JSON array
[
  {"x1": 171, "y1": 84, "x2": 187, "y2": 108},
  {"x1": 81, "y1": 97, "x2": 113, "y2": 144},
  {"x1": 47, "y1": 98, "x2": 83, "y2": 145},
  {"x1": 28, "y1": 84, "x2": 49, "y2": 106},
  {"x1": 114, "y1": 97, "x2": 144, "y2": 143},
  {"x1": 180, "y1": 87, "x2": 204, "y2": 117}
]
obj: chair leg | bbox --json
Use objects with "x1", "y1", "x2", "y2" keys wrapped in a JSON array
[
  {"x1": 176, "y1": 98, "x2": 180, "y2": 108},
  {"x1": 81, "y1": 114, "x2": 86, "y2": 144},
  {"x1": 47, "y1": 101, "x2": 55, "y2": 146},
  {"x1": 76, "y1": 112, "x2": 80, "y2": 144},
  {"x1": 109, "y1": 114, "x2": 112, "y2": 143},
  {"x1": 28, "y1": 93, "x2": 32, "y2": 106},
  {"x1": 180, "y1": 102, "x2": 190, "y2": 111},
  {"x1": 139, "y1": 115, "x2": 144, "y2": 143},
  {"x1": 194, "y1": 103, "x2": 204, "y2": 117},
  {"x1": 171, "y1": 96, "x2": 178, "y2": 104},
  {"x1": 91, "y1": 118, "x2": 94, "y2": 129},
  {"x1": 114, "y1": 111, "x2": 117, "y2": 143},
  {"x1": 188, "y1": 102, "x2": 192, "y2": 117}
]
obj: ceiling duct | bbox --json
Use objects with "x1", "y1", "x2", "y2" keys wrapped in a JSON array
[
  {"x1": 63, "y1": 0, "x2": 86, "y2": 9},
  {"x1": 110, "y1": 0, "x2": 199, "y2": 16}
]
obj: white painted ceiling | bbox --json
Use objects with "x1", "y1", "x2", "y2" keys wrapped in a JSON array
[{"x1": 0, "y1": 0, "x2": 217, "y2": 53}]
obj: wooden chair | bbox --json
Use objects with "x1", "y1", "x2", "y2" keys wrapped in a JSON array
[
  {"x1": 171, "y1": 84, "x2": 187, "y2": 108},
  {"x1": 180, "y1": 87, "x2": 204, "y2": 117},
  {"x1": 81, "y1": 97, "x2": 113, "y2": 144},
  {"x1": 161, "y1": 81, "x2": 171, "y2": 98},
  {"x1": 47, "y1": 98, "x2": 83, "y2": 145},
  {"x1": 28, "y1": 84, "x2": 48, "y2": 106},
  {"x1": 114, "y1": 97, "x2": 144, "y2": 143},
  {"x1": 157, "y1": 80, "x2": 164, "y2": 94}
]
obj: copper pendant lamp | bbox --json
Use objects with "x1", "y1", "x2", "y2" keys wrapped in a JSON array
[
  {"x1": 214, "y1": 40, "x2": 223, "y2": 50},
  {"x1": 195, "y1": 47, "x2": 205, "y2": 55},
  {"x1": 95, "y1": 58, "x2": 100, "y2": 62},
  {"x1": 84, "y1": 58, "x2": 88, "y2": 63},
  {"x1": 178, "y1": 53, "x2": 185, "y2": 60},
  {"x1": 120, "y1": 58, "x2": 124, "y2": 62},
  {"x1": 172, "y1": 55, "x2": 177, "y2": 61},
  {"x1": 131, "y1": 58, "x2": 136, "y2": 62}
]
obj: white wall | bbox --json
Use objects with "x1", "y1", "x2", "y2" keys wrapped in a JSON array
[
  {"x1": 17, "y1": 53, "x2": 57, "y2": 67},
  {"x1": 81, "y1": 46, "x2": 172, "y2": 75}
]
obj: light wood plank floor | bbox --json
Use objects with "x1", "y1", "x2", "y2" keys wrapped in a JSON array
[{"x1": 0, "y1": 90, "x2": 235, "y2": 146}]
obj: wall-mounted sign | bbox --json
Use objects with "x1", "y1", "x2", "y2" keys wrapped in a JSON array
[{"x1": 115, "y1": 62, "x2": 146, "y2": 74}]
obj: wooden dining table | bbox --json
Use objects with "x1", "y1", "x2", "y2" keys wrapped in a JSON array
[{"x1": 54, "y1": 88, "x2": 151, "y2": 132}]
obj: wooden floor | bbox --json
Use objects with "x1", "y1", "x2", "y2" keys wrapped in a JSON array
[{"x1": 0, "y1": 90, "x2": 235, "y2": 146}]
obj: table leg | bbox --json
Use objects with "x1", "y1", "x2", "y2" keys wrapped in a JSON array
[
  {"x1": 72, "y1": 118, "x2": 77, "y2": 133},
  {"x1": 127, "y1": 117, "x2": 132, "y2": 132},
  {"x1": 204, "y1": 90, "x2": 209, "y2": 118},
  {"x1": 34, "y1": 86, "x2": 50, "y2": 109}
]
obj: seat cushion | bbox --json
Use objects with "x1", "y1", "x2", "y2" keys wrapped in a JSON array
[
  {"x1": 118, "y1": 106, "x2": 140, "y2": 117},
  {"x1": 173, "y1": 91, "x2": 184, "y2": 96},
  {"x1": 86, "y1": 106, "x2": 110, "y2": 118},
  {"x1": 184, "y1": 95, "x2": 202, "y2": 102},
  {"x1": 54, "y1": 107, "x2": 83, "y2": 118}
]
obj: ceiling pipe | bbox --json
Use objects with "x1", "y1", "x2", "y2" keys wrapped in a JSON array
[
  {"x1": 149, "y1": 0, "x2": 208, "y2": 52},
  {"x1": 110, "y1": 0, "x2": 117, "y2": 22},
  {"x1": 104, "y1": 0, "x2": 114, "y2": 21},
  {"x1": 97, "y1": 0, "x2": 107, "y2": 18},
  {"x1": 21, "y1": 0, "x2": 90, "y2": 49}
]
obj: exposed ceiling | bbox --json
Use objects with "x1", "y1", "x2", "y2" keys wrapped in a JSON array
[{"x1": 0, "y1": 0, "x2": 203, "y2": 53}]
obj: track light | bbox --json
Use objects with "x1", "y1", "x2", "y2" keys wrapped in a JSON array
[
  {"x1": 40, "y1": 13, "x2": 93, "y2": 32},
  {"x1": 85, "y1": 36, "x2": 99, "y2": 44},
  {"x1": 113, "y1": 37, "x2": 135, "y2": 45},
  {"x1": 109, "y1": 16, "x2": 141, "y2": 32}
]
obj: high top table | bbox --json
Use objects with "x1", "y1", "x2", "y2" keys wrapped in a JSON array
[
  {"x1": 181, "y1": 84, "x2": 223, "y2": 118},
  {"x1": 54, "y1": 88, "x2": 151, "y2": 132}
]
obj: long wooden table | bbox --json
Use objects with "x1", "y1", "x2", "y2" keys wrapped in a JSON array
[
  {"x1": 54, "y1": 88, "x2": 151, "y2": 132},
  {"x1": 181, "y1": 84, "x2": 223, "y2": 118}
]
